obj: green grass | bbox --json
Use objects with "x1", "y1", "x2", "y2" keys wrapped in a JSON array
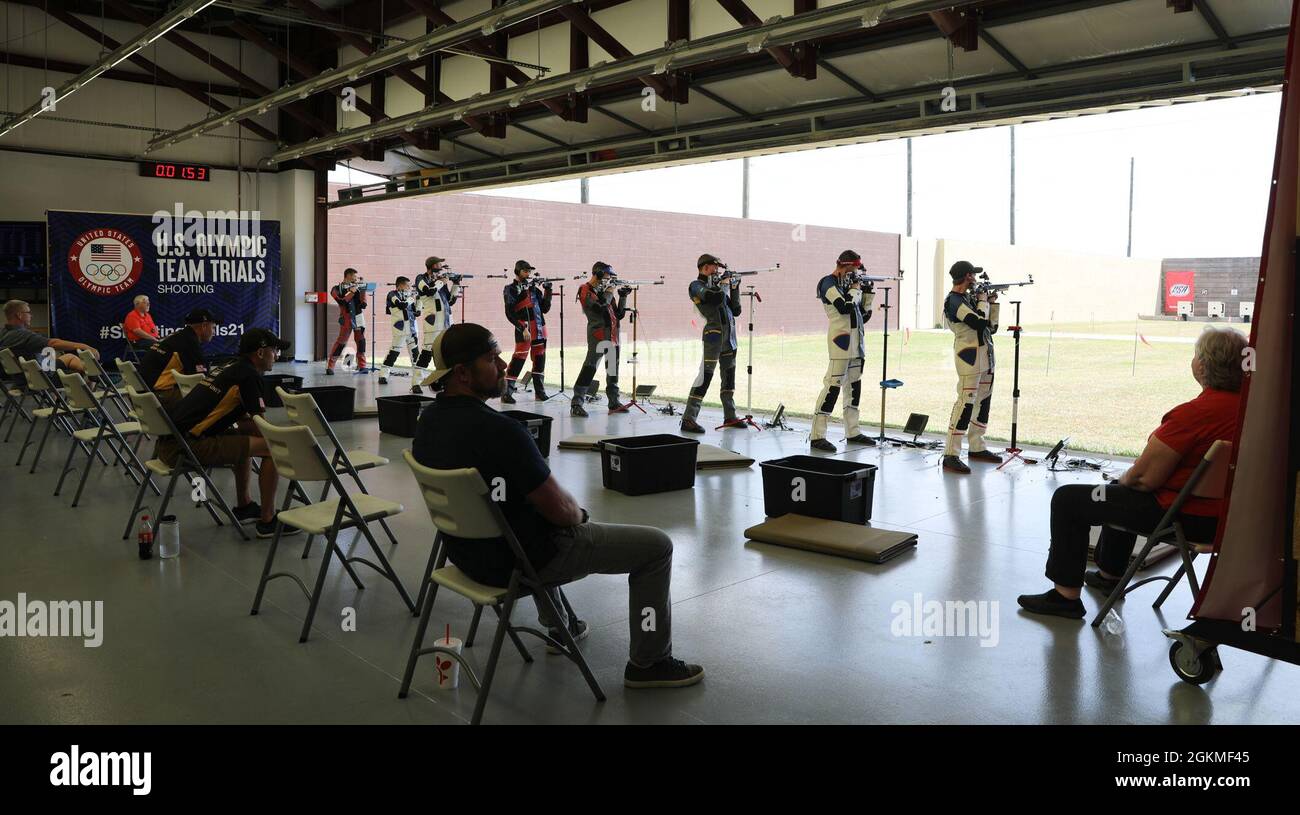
[
  {"x1": 1021, "y1": 320, "x2": 1249, "y2": 339},
  {"x1": 543, "y1": 328, "x2": 1215, "y2": 457}
]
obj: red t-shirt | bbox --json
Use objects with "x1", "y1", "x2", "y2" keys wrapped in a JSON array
[
  {"x1": 124, "y1": 310, "x2": 157, "y2": 340},
  {"x1": 1151, "y1": 387, "x2": 1240, "y2": 516}
]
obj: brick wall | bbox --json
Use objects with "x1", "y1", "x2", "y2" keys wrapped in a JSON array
[
  {"x1": 1160, "y1": 257, "x2": 1260, "y2": 318},
  {"x1": 327, "y1": 187, "x2": 900, "y2": 355}
]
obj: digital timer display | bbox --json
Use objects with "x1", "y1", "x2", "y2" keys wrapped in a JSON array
[{"x1": 139, "y1": 161, "x2": 211, "y2": 182}]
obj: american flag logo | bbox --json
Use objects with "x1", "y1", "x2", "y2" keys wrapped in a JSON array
[{"x1": 90, "y1": 243, "x2": 123, "y2": 261}]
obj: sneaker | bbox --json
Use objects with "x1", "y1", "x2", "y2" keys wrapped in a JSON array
[
  {"x1": 679, "y1": 418, "x2": 705, "y2": 434},
  {"x1": 970, "y1": 449, "x2": 1003, "y2": 464},
  {"x1": 255, "y1": 519, "x2": 303, "y2": 539},
  {"x1": 1084, "y1": 569, "x2": 1121, "y2": 594},
  {"x1": 810, "y1": 438, "x2": 837, "y2": 452},
  {"x1": 232, "y1": 501, "x2": 261, "y2": 525},
  {"x1": 325, "y1": 368, "x2": 335, "y2": 376},
  {"x1": 624, "y1": 657, "x2": 705, "y2": 689},
  {"x1": 570, "y1": 402, "x2": 589, "y2": 418},
  {"x1": 1017, "y1": 589, "x2": 1086, "y2": 620},
  {"x1": 546, "y1": 619, "x2": 590, "y2": 655},
  {"x1": 845, "y1": 433, "x2": 877, "y2": 446},
  {"x1": 942, "y1": 455, "x2": 971, "y2": 474}
]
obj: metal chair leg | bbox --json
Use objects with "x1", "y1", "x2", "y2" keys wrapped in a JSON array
[
  {"x1": 398, "y1": 574, "x2": 439, "y2": 699},
  {"x1": 1091, "y1": 536, "x2": 1160, "y2": 628},
  {"x1": 532, "y1": 582, "x2": 605, "y2": 702},
  {"x1": 299, "y1": 525, "x2": 341, "y2": 643},
  {"x1": 466, "y1": 605, "x2": 484, "y2": 647},
  {"x1": 53, "y1": 434, "x2": 81, "y2": 496},
  {"x1": 27, "y1": 412, "x2": 57, "y2": 473},
  {"x1": 69, "y1": 433, "x2": 106, "y2": 506},
  {"x1": 471, "y1": 587, "x2": 519, "y2": 725}
]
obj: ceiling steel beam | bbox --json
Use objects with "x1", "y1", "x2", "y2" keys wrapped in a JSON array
[
  {"x1": 0, "y1": 50, "x2": 244, "y2": 97},
  {"x1": 978, "y1": 28, "x2": 1035, "y2": 79},
  {"x1": 716, "y1": 0, "x2": 816, "y2": 78},
  {"x1": 928, "y1": 8, "x2": 978, "y2": 51},
  {"x1": 1192, "y1": 0, "x2": 1235, "y2": 50},
  {"x1": 557, "y1": 6, "x2": 679, "y2": 101}
]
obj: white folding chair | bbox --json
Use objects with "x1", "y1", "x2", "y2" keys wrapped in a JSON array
[
  {"x1": 122, "y1": 389, "x2": 249, "y2": 541},
  {"x1": 114, "y1": 358, "x2": 152, "y2": 397},
  {"x1": 398, "y1": 451, "x2": 604, "y2": 725},
  {"x1": 249, "y1": 415, "x2": 415, "y2": 643},
  {"x1": 1091, "y1": 440, "x2": 1233, "y2": 627},
  {"x1": 276, "y1": 386, "x2": 400, "y2": 555},
  {"x1": 53, "y1": 371, "x2": 153, "y2": 506},
  {"x1": 79, "y1": 350, "x2": 133, "y2": 421},
  {"x1": 172, "y1": 371, "x2": 205, "y2": 397},
  {"x1": 15, "y1": 357, "x2": 93, "y2": 472},
  {"x1": 0, "y1": 347, "x2": 34, "y2": 442}
]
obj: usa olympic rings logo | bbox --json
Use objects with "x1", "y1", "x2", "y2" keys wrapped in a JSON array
[{"x1": 67, "y1": 229, "x2": 143, "y2": 296}]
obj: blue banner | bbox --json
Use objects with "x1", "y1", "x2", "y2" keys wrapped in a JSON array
[{"x1": 47, "y1": 209, "x2": 280, "y2": 360}]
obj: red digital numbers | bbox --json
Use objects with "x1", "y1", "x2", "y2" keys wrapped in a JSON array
[{"x1": 142, "y1": 161, "x2": 210, "y2": 181}]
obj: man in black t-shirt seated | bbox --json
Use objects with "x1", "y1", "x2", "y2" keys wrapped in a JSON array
[
  {"x1": 412, "y1": 323, "x2": 704, "y2": 689},
  {"x1": 137, "y1": 308, "x2": 218, "y2": 409},
  {"x1": 161, "y1": 328, "x2": 296, "y2": 539}
]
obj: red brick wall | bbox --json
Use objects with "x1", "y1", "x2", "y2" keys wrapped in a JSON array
[{"x1": 327, "y1": 186, "x2": 900, "y2": 353}]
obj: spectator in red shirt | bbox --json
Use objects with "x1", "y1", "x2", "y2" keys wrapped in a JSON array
[
  {"x1": 1018, "y1": 326, "x2": 1248, "y2": 619},
  {"x1": 124, "y1": 295, "x2": 160, "y2": 351}
]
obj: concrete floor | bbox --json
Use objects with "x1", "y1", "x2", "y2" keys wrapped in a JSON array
[{"x1": 1, "y1": 361, "x2": 1293, "y2": 725}]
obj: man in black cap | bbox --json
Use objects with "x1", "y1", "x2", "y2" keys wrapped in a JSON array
[
  {"x1": 501, "y1": 259, "x2": 552, "y2": 403},
  {"x1": 681, "y1": 253, "x2": 742, "y2": 433},
  {"x1": 136, "y1": 308, "x2": 218, "y2": 409},
  {"x1": 414, "y1": 255, "x2": 458, "y2": 370},
  {"x1": 810, "y1": 250, "x2": 877, "y2": 452},
  {"x1": 570, "y1": 261, "x2": 631, "y2": 417},
  {"x1": 413, "y1": 323, "x2": 704, "y2": 689},
  {"x1": 162, "y1": 328, "x2": 295, "y2": 537},
  {"x1": 942, "y1": 260, "x2": 1002, "y2": 473},
  {"x1": 326, "y1": 268, "x2": 368, "y2": 375}
]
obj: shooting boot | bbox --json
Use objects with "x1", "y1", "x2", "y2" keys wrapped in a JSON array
[
  {"x1": 501, "y1": 380, "x2": 517, "y2": 404},
  {"x1": 570, "y1": 401, "x2": 589, "y2": 418},
  {"x1": 811, "y1": 438, "x2": 836, "y2": 453},
  {"x1": 942, "y1": 455, "x2": 971, "y2": 474},
  {"x1": 606, "y1": 379, "x2": 621, "y2": 411},
  {"x1": 532, "y1": 373, "x2": 549, "y2": 400},
  {"x1": 846, "y1": 433, "x2": 877, "y2": 446}
]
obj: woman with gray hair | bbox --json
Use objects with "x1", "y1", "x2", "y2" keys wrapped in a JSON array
[
  {"x1": 123, "y1": 294, "x2": 160, "y2": 351},
  {"x1": 1018, "y1": 326, "x2": 1248, "y2": 619}
]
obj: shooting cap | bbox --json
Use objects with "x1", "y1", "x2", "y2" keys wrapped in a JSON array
[
  {"x1": 425, "y1": 256, "x2": 445, "y2": 269},
  {"x1": 697, "y1": 253, "x2": 721, "y2": 269},
  {"x1": 420, "y1": 323, "x2": 497, "y2": 387},
  {"x1": 837, "y1": 249, "x2": 863, "y2": 268},
  {"x1": 513, "y1": 259, "x2": 535, "y2": 274},
  {"x1": 184, "y1": 308, "x2": 218, "y2": 325},
  {"x1": 949, "y1": 259, "x2": 982, "y2": 282},
  {"x1": 592, "y1": 261, "x2": 612, "y2": 277},
  {"x1": 239, "y1": 328, "x2": 290, "y2": 356}
]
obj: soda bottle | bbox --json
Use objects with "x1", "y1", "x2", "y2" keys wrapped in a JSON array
[{"x1": 138, "y1": 514, "x2": 154, "y2": 560}]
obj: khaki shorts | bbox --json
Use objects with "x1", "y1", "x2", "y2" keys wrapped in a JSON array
[{"x1": 156, "y1": 430, "x2": 251, "y2": 469}]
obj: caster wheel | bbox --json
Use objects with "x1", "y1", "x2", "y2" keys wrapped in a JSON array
[{"x1": 1169, "y1": 640, "x2": 1222, "y2": 685}]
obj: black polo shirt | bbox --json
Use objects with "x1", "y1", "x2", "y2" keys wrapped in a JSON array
[
  {"x1": 412, "y1": 395, "x2": 558, "y2": 586},
  {"x1": 168, "y1": 357, "x2": 264, "y2": 438},
  {"x1": 137, "y1": 327, "x2": 206, "y2": 393}
]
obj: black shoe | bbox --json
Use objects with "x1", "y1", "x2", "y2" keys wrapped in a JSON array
[
  {"x1": 607, "y1": 397, "x2": 622, "y2": 411},
  {"x1": 811, "y1": 438, "x2": 836, "y2": 452},
  {"x1": 624, "y1": 657, "x2": 705, "y2": 689},
  {"x1": 679, "y1": 418, "x2": 705, "y2": 434},
  {"x1": 1017, "y1": 589, "x2": 1086, "y2": 620},
  {"x1": 719, "y1": 416, "x2": 743, "y2": 428},
  {"x1": 1084, "y1": 569, "x2": 1121, "y2": 594},
  {"x1": 255, "y1": 519, "x2": 303, "y2": 539},
  {"x1": 546, "y1": 619, "x2": 590, "y2": 655},
  {"x1": 970, "y1": 449, "x2": 1003, "y2": 463},
  {"x1": 411, "y1": 384, "x2": 422, "y2": 395},
  {"x1": 232, "y1": 501, "x2": 261, "y2": 525},
  {"x1": 845, "y1": 433, "x2": 877, "y2": 446},
  {"x1": 378, "y1": 376, "x2": 388, "y2": 385},
  {"x1": 570, "y1": 402, "x2": 589, "y2": 418},
  {"x1": 501, "y1": 389, "x2": 517, "y2": 404},
  {"x1": 325, "y1": 368, "x2": 335, "y2": 376},
  {"x1": 942, "y1": 455, "x2": 971, "y2": 474}
]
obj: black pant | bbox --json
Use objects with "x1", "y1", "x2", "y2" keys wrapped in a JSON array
[{"x1": 1045, "y1": 484, "x2": 1219, "y2": 589}]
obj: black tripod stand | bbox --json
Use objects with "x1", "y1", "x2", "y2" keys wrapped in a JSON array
[
  {"x1": 717, "y1": 285, "x2": 761, "y2": 431},
  {"x1": 610, "y1": 286, "x2": 646, "y2": 414},
  {"x1": 996, "y1": 300, "x2": 1034, "y2": 469},
  {"x1": 875, "y1": 285, "x2": 910, "y2": 446},
  {"x1": 544, "y1": 283, "x2": 571, "y2": 402}
]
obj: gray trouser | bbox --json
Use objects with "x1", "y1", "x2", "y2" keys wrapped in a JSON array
[{"x1": 534, "y1": 521, "x2": 673, "y2": 666}]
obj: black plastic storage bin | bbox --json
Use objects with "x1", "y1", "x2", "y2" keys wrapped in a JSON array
[
  {"x1": 759, "y1": 455, "x2": 877, "y2": 524},
  {"x1": 500, "y1": 409, "x2": 553, "y2": 457},
  {"x1": 376, "y1": 394, "x2": 435, "y2": 437},
  {"x1": 262, "y1": 374, "x2": 304, "y2": 407},
  {"x1": 298, "y1": 385, "x2": 356, "y2": 422},
  {"x1": 599, "y1": 434, "x2": 699, "y2": 496}
]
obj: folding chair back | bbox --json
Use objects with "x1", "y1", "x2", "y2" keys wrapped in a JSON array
[
  {"x1": 172, "y1": 371, "x2": 204, "y2": 397},
  {"x1": 125, "y1": 389, "x2": 174, "y2": 439},
  {"x1": 18, "y1": 357, "x2": 54, "y2": 393},
  {"x1": 0, "y1": 347, "x2": 23, "y2": 377},
  {"x1": 277, "y1": 387, "x2": 330, "y2": 437},
  {"x1": 56, "y1": 371, "x2": 98, "y2": 411},
  {"x1": 115, "y1": 359, "x2": 151, "y2": 394},
  {"x1": 1191, "y1": 440, "x2": 1232, "y2": 500},
  {"x1": 77, "y1": 349, "x2": 105, "y2": 378},
  {"x1": 402, "y1": 450, "x2": 500, "y2": 539},
  {"x1": 253, "y1": 415, "x2": 333, "y2": 483}
]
